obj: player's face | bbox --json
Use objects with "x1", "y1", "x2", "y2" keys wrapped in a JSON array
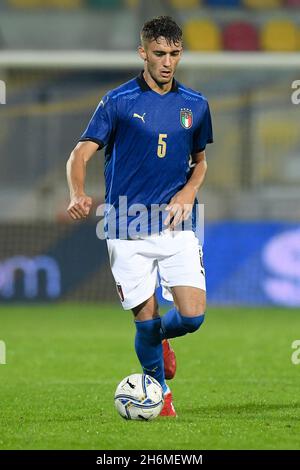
[{"x1": 139, "y1": 37, "x2": 182, "y2": 86}]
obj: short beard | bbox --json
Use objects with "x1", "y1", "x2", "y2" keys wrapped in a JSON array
[{"x1": 147, "y1": 67, "x2": 174, "y2": 87}]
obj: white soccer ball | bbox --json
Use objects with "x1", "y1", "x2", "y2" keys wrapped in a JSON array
[{"x1": 114, "y1": 373, "x2": 164, "y2": 421}]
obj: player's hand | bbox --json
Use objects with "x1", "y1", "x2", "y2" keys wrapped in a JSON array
[
  {"x1": 67, "y1": 194, "x2": 92, "y2": 220},
  {"x1": 164, "y1": 187, "x2": 196, "y2": 230}
]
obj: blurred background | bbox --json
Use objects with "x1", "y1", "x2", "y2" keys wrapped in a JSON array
[{"x1": 0, "y1": 0, "x2": 299, "y2": 306}]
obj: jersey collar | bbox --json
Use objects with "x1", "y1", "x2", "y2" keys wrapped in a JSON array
[{"x1": 136, "y1": 71, "x2": 179, "y2": 93}]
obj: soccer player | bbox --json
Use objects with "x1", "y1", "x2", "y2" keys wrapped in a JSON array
[{"x1": 66, "y1": 16, "x2": 213, "y2": 417}]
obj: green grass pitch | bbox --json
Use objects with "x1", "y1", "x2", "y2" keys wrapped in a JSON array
[{"x1": 0, "y1": 303, "x2": 300, "y2": 450}]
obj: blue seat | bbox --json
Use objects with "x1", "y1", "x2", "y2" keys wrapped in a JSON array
[{"x1": 205, "y1": 0, "x2": 241, "y2": 6}]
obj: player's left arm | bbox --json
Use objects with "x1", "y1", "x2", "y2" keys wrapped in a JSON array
[{"x1": 164, "y1": 150, "x2": 207, "y2": 229}]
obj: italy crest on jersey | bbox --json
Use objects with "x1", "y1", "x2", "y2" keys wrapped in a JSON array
[{"x1": 180, "y1": 108, "x2": 193, "y2": 129}]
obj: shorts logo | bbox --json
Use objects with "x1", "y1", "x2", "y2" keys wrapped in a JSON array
[
  {"x1": 180, "y1": 108, "x2": 193, "y2": 129},
  {"x1": 116, "y1": 282, "x2": 125, "y2": 302},
  {"x1": 199, "y1": 249, "x2": 205, "y2": 276}
]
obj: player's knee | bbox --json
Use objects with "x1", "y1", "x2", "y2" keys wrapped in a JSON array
[
  {"x1": 178, "y1": 298, "x2": 206, "y2": 318},
  {"x1": 180, "y1": 314, "x2": 205, "y2": 333}
]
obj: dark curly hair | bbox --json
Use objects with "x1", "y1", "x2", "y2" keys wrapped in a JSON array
[{"x1": 140, "y1": 16, "x2": 182, "y2": 46}]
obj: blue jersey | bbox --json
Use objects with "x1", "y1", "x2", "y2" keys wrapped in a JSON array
[{"x1": 80, "y1": 72, "x2": 213, "y2": 239}]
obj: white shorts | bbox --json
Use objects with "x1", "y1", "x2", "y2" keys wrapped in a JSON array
[{"x1": 106, "y1": 229, "x2": 206, "y2": 310}]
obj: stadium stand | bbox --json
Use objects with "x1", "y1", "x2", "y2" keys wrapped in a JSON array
[
  {"x1": 261, "y1": 19, "x2": 299, "y2": 51},
  {"x1": 169, "y1": 0, "x2": 200, "y2": 8},
  {"x1": 223, "y1": 21, "x2": 259, "y2": 50},
  {"x1": 183, "y1": 19, "x2": 222, "y2": 51},
  {"x1": 243, "y1": 0, "x2": 282, "y2": 7},
  {"x1": 87, "y1": 0, "x2": 123, "y2": 8},
  {"x1": 8, "y1": 0, "x2": 83, "y2": 8},
  {"x1": 284, "y1": 0, "x2": 300, "y2": 6},
  {"x1": 124, "y1": 0, "x2": 139, "y2": 6},
  {"x1": 3, "y1": 0, "x2": 300, "y2": 52},
  {"x1": 205, "y1": 0, "x2": 241, "y2": 6}
]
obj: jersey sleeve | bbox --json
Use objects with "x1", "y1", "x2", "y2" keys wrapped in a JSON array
[
  {"x1": 79, "y1": 93, "x2": 116, "y2": 149},
  {"x1": 192, "y1": 100, "x2": 213, "y2": 154}
]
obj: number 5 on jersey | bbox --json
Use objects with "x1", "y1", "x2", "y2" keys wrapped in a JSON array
[{"x1": 157, "y1": 133, "x2": 168, "y2": 158}]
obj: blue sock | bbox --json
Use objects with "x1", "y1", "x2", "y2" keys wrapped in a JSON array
[
  {"x1": 134, "y1": 317, "x2": 168, "y2": 394},
  {"x1": 161, "y1": 307, "x2": 205, "y2": 340}
]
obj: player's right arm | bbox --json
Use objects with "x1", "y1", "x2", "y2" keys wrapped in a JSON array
[
  {"x1": 66, "y1": 141, "x2": 98, "y2": 220},
  {"x1": 67, "y1": 91, "x2": 115, "y2": 219}
]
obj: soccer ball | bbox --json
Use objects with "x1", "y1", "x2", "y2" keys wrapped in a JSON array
[{"x1": 114, "y1": 373, "x2": 164, "y2": 420}]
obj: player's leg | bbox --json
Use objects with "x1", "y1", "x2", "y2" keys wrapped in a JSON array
[
  {"x1": 132, "y1": 294, "x2": 159, "y2": 321},
  {"x1": 158, "y1": 231, "x2": 206, "y2": 340},
  {"x1": 132, "y1": 294, "x2": 167, "y2": 394},
  {"x1": 161, "y1": 287, "x2": 205, "y2": 339},
  {"x1": 132, "y1": 294, "x2": 177, "y2": 417},
  {"x1": 132, "y1": 295, "x2": 176, "y2": 393},
  {"x1": 132, "y1": 294, "x2": 176, "y2": 382},
  {"x1": 107, "y1": 237, "x2": 176, "y2": 379},
  {"x1": 107, "y1": 237, "x2": 177, "y2": 416}
]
